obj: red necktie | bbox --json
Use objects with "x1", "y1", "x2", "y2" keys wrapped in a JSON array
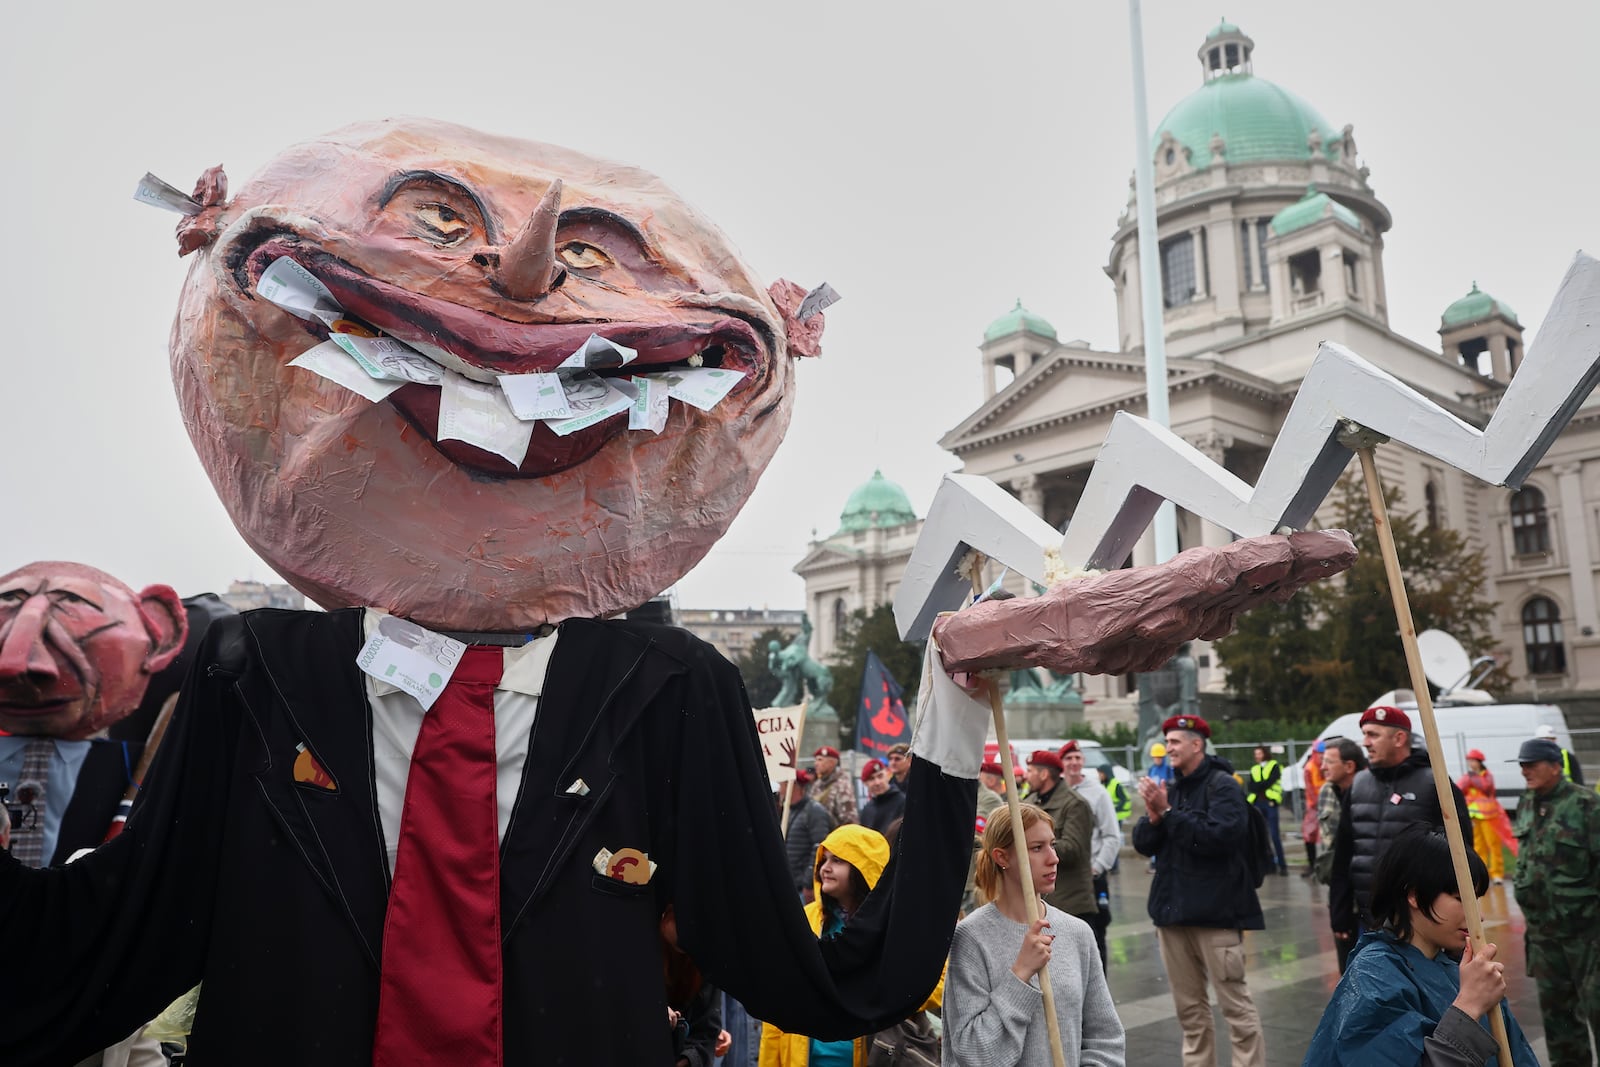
[{"x1": 373, "y1": 645, "x2": 503, "y2": 1066}]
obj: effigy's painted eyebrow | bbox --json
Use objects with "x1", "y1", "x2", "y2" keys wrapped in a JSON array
[
  {"x1": 555, "y1": 205, "x2": 651, "y2": 250},
  {"x1": 378, "y1": 170, "x2": 501, "y2": 244}
]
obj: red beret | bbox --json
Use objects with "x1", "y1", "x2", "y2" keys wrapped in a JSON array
[
  {"x1": 1059, "y1": 740, "x2": 1080, "y2": 756},
  {"x1": 1028, "y1": 749, "x2": 1065, "y2": 773},
  {"x1": 860, "y1": 758, "x2": 886, "y2": 783},
  {"x1": 1360, "y1": 705, "x2": 1412, "y2": 732},
  {"x1": 1162, "y1": 714, "x2": 1210, "y2": 739},
  {"x1": 793, "y1": 768, "x2": 814, "y2": 785},
  {"x1": 979, "y1": 760, "x2": 1004, "y2": 777},
  {"x1": 813, "y1": 746, "x2": 840, "y2": 759}
]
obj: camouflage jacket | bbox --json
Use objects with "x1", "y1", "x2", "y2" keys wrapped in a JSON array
[
  {"x1": 811, "y1": 767, "x2": 858, "y2": 827},
  {"x1": 1511, "y1": 778, "x2": 1600, "y2": 925}
]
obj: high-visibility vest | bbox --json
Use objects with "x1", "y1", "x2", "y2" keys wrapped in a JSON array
[
  {"x1": 1561, "y1": 748, "x2": 1575, "y2": 781},
  {"x1": 1459, "y1": 773, "x2": 1496, "y2": 819},
  {"x1": 1108, "y1": 778, "x2": 1132, "y2": 821},
  {"x1": 1248, "y1": 760, "x2": 1283, "y2": 805}
]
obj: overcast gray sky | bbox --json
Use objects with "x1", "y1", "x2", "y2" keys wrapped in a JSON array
[{"x1": 3, "y1": 2, "x2": 1596, "y2": 612}]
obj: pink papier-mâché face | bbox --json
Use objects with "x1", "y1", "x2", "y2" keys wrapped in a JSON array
[
  {"x1": 0, "y1": 562, "x2": 186, "y2": 740},
  {"x1": 172, "y1": 119, "x2": 821, "y2": 630}
]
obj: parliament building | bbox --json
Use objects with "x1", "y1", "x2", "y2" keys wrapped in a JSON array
[{"x1": 796, "y1": 22, "x2": 1600, "y2": 715}]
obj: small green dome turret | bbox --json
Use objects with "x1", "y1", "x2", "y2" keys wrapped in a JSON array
[
  {"x1": 1442, "y1": 282, "x2": 1519, "y2": 329},
  {"x1": 1205, "y1": 18, "x2": 1241, "y2": 40},
  {"x1": 1269, "y1": 186, "x2": 1362, "y2": 236},
  {"x1": 984, "y1": 299, "x2": 1058, "y2": 343},
  {"x1": 837, "y1": 470, "x2": 917, "y2": 533}
]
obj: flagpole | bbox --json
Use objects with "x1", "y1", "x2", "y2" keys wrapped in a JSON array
[{"x1": 1127, "y1": 0, "x2": 1177, "y2": 563}]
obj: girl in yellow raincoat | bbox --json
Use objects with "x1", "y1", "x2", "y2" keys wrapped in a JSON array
[
  {"x1": 1456, "y1": 749, "x2": 1518, "y2": 883},
  {"x1": 760, "y1": 824, "x2": 944, "y2": 1066}
]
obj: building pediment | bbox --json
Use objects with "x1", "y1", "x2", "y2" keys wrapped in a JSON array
[
  {"x1": 792, "y1": 543, "x2": 862, "y2": 574},
  {"x1": 943, "y1": 349, "x2": 1234, "y2": 453}
]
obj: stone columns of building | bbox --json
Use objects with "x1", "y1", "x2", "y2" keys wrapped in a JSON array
[
  {"x1": 1553, "y1": 462, "x2": 1600, "y2": 636},
  {"x1": 1121, "y1": 247, "x2": 1144, "y2": 351},
  {"x1": 1247, "y1": 219, "x2": 1267, "y2": 294},
  {"x1": 1187, "y1": 431, "x2": 1237, "y2": 547},
  {"x1": 1190, "y1": 226, "x2": 1209, "y2": 299},
  {"x1": 1324, "y1": 244, "x2": 1349, "y2": 305},
  {"x1": 1268, "y1": 251, "x2": 1290, "y2": 322},
  {"x1": 1132, "y1": 525, "x2": 1157, "y2": 567},
  {"x1": 1012, "y1": 473, "x2": 1046, "y2": 518},
  {"x1": 1207, "y1": 210, "x2": 1241, "y2": 318},
  {"x1": 1489, "y1": 334, "x2": 1512, "y2": 383}
]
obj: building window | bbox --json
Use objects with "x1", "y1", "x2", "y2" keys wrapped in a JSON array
[
  {"x1": 1424, "y1": 480, "x2": 1442, "y2": 530},
  {"x1": 1510, "y1": 487, "x2": 1550, "y2": 555},
  {"x1": 1288, "y1": 249, "x2": 1321, "y2": 295},
  {"x1": 1160, "y1": 234, "x2": 1197, "y2": 308},
  {"x1": 1459, "y1": 337, "x2": 1491, "y2": 377},
  {"x1": 1522, "y1": 597, "x2": 1566, "y2": 675},
  {"x1": 832, "y1": 597, "x2": 848, "y2": 639}
]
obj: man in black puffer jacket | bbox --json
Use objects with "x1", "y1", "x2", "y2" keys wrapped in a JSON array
[
  {"x1": 1134, "y1": 715, "x2": 1265, "y2": 1067},
  {"x1": 1330, "y1": 705, "x2": 1471, "y2": 936}
]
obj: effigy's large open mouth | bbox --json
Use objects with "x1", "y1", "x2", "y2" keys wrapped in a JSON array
[{"x1": 232, "y1": 233, "x2": 771, "y2": 479}]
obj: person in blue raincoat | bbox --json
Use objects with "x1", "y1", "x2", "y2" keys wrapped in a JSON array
[{"x1": 1302, "y1": 824, "x2": 1538, "y2": 1067}]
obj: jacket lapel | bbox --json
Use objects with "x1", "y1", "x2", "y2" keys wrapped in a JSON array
[
  {"x1": 240, "y1": 609, "x2": 390, "y2": 966},
  {"x1": 499, "y1": 619, "x2": 683, "y2": 939}
]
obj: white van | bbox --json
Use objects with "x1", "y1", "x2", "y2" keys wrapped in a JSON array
[
  {"x1": 1008, "y1": 737, "x2": 1134, "y2": 788},
  {"x1": 1302, "y1": 704, "x2": 1572, "y2": 811}
]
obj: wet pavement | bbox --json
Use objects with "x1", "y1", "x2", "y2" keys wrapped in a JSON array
[{"x1": 1099, "y1": 846, "x2": 1552, "y2": 1065}]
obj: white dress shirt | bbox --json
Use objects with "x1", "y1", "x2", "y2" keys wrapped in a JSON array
[{"x1": 361, "y1": 609, "x2": 559, "y2": 874}]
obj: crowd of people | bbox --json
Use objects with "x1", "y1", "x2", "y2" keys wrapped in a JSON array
[{"x1": 724, "y1": 709, "x2": 1600, "y2": 1067}]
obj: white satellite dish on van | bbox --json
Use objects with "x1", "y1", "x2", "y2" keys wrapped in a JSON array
[
  {"x1": 1417, "y1": 630, "x2": 1471, "y2": 692},
  {"x1": 1414, "y1": 629, "x2": 1497, "y2": 703}
]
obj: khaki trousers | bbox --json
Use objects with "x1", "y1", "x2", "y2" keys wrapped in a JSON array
[{"x1": 1156, "y1": 925, "x2": 1265, "y2": 1067}]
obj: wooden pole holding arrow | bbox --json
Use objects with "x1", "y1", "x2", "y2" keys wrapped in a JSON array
[
  {"x1": 1346, "y1": 429, "x2": 1515, "y2": 1067},
  {"x1": 968, "y1": 555, "x2": 1069, "y2": 1067}
]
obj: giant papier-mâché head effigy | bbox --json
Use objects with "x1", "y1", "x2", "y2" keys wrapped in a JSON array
[
  {"x1": 0, "y1": 561, "x2": 187, "y2": 740},
  {"x1": 168, "y1": 118, "x2": 825, "y2": 630}
]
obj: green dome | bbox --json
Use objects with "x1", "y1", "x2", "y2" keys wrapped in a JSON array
[
  {"x1": 838, "y1": 469, "x2": 917, "y2": 533},
  {"x1": 1155, "y1": 72, "x2": 1343, "y2": 167},
  {"x1": 1442, "y1": 282, "x2": 1519, "y2": 329},
  {"x1": 1270, "y1": 187, "x2": 1362, "y2": 236},
  {"x1": 1205, "y1": 18, "x2": 1240, "y2": 40},
  {"x1": 984, "y1": 299, "x2": 1058, "y2": 343}
]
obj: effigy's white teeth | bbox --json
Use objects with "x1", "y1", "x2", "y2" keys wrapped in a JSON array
[{"x1": 687, "y1": 351, "x2": 705, "y2": 368}]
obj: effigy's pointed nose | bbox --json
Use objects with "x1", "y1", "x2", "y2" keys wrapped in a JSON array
[{"x1": 493, "y1": 180, "x2": 565, "y2": 301}]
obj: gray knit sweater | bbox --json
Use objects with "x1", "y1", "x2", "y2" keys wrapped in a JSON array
[{"x1": 942, "y1": 903, "x2": 1125, "y2": 1067}]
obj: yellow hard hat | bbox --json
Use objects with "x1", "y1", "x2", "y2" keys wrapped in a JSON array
[{"x1": 1150, "y1": 742, "x2": 1167, "y2": 758}]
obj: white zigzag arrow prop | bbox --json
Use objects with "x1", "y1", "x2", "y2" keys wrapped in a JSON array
[{"x1": 896, "y1": 251, "x2": 1600, "y2": 642}]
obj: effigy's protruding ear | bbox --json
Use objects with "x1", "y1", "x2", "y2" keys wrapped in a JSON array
[
  {"x1": 767, "y1": 278, "x2": 826, "y2": 358},
  {"x1": 176, "y1": 165, "x2": 230, "y2": 256}
]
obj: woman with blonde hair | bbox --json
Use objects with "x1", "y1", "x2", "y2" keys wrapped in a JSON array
[{"x1": 943, "y1": 804, "x2": 1124, "y2": 1066}]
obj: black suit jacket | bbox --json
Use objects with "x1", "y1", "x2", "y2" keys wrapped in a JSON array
[
  {"x1": 49, "y1": 739, "x2": 141, "y2": 866},
  {"x1": 0, "y1": 609, "x2": 974, "y2": 1066}
]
